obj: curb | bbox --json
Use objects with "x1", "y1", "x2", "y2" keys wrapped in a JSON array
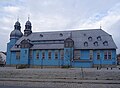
[{"x1": 0, "y1": 78, "x2": 120, "y2": 84}]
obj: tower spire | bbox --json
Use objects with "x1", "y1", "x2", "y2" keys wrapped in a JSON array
[
  {"x1": 24, "y1": 15, "x2": 32, "y2": 36},
  {"x1": 28, "y1": 14, "x2": 30, "y2": 21},
  {"x1": 17, "y1": 16, "x2": 19, "y2": 21}
]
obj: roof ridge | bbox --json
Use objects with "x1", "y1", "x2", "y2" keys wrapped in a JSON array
[{"x1": 32, "y1": 29, "x2": 102, "y2": 33}]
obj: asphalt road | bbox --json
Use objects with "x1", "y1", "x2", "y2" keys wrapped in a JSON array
[
  {"x1": 0, "y1": 67, "x2": 120, "y2": 88},
  {"x1": 0, "y1": 85, "x2": 52, "y2": 88},
  {"x1": 0, "y1": 80, "x2": 120, "y2": 88},
  {"x1": 0, "y1": 86, "x2": 28, "y2": 88}
]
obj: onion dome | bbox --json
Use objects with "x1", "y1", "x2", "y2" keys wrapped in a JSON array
[
  {"x1": 14, "y1": 21, "x2": 21, "y2": 30},
  {"x1": 24, "y1": 20, "x2": 32, "y2": 36},
  {"x1": 25, "y1": 20, "x2": 31, "y2": 26},
  {"x1": 10, "y1": 29, "x2": 23, "y2": 39},
  {"x1": 25, "y1": 20, "x2": 32, "y2": 30},
  {"x1": 10, "y1": 21, "x2": 23, "y2": 39},
  {"x1": 15, "y1": 21, "x2": 20, "y2": 26}
]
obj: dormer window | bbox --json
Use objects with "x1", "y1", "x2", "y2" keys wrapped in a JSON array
[
  {"x1": 103, "y1": 41, "x2": 108, "y2": 46},
  {"x1": 59, "y1": 33, "x2": 63, "y2": 37},
  {"x1": 97, "y1": 36, "x2": 101, "y2": 41},
  {"x1": 64, "y1": 38, "x2": 74, "y2": 48},
  {"x1": 94, "y1": 41, "x2": 98, "y2": 46},
  {"x1": 40, "y1": 34, "x2": 43, "y2": 37},
  {"x1": 20, "y1": 39, "x2": 33, "y2": 48},
  {"x1": 88, "y1": 37, "x2": 92, "y2": 41},
  {"x1": 84, "y1": 42, "x2": 88, "y2": 47}
]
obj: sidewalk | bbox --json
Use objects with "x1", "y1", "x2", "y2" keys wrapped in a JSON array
[{"x1": 0, "y1": 78, "x2": 120, "y2": 84}]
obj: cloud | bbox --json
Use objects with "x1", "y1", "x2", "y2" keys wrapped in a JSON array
[
  {"x1": 74, "y1": 2, "x2": 120, "y2": 53},
  {"x1": 3, "y1": 6, "x2": 20, "y2": 14},
  {"x1": 31, "y1": 14, "x2": 71, "y2": 32},
  {"x1": 0, "y1": 0, "x2": 120, "y2": 53},
  {"x1": 74, "y1": 3, "x2": 120, "y2": 29}
]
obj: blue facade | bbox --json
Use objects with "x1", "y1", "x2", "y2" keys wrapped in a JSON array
[
  {"x1": 6, "y1": 20, "x2": 117, "y2": 68},
  {"x1": 7, "y1": 49, "x2": 116, "y2": 67}
]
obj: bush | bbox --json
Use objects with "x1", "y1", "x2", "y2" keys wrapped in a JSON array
[
  {"x1": 61, "y1": 65, "x2": 72, "y2": 68},
  {"x1": 16, "y1": 64, "x2": 29, "y2": 69}
]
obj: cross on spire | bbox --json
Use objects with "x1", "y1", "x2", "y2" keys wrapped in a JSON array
[
  {"x1": 28, "y1": 14, "x2": 30, "y2": 21},
  {"x1": 17, "y1": 16, "x2": 19, "y2": 21}
]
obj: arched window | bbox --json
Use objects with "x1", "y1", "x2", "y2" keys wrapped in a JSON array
[
  {"x1": 103, "y1": 41, "x2": 108, "y2": 46},
  {"x1": 36, "y1": 50, "x2": 39, "y2": 59},
  {"x1": 88, "y1": 37, "x2": 92, "y2": 41},
  {"x1": 104, "y1": 51, "x2": 107, "y2": 59},
  {"x1": 55, "y1": 51, "x2": 58, "y2": 59},
  {"x1": 108, "y1": 51, "x2": 112, "y2": 59},
  {"x1": 97, "y1": 36, "x2": 101, "y2": 41},
  {"x1": 59, "y1": 33, "x2": 63, "y2": 37},
  {"x1": 97, "y1": 51, "x2": 100, "y2": 60},
  {"x1": 64, "y1": 38, "x2": 74, "y2": 48},
  {"x1": 16, "y1": 51, "x2": 20, "y2": 60},
  {"x1": 94, "y1": 41, "x2": 98, "y2": 46},
  {"x1": 48, "y1": 51, "x2": 51, "y2": 59},
  {"x1": 84, "y1": 42, "x2": 88, "y2": 47},
  {"x1": 42, "y1": 51, "x2": 45, "y2": 59}
]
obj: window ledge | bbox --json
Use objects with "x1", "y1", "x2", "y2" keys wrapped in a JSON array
[{"x1": 73, "y1": 59, "x2": 92, "y2": 62}]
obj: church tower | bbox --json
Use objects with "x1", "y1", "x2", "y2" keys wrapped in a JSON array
[
  {"x1": 10, "y1": 20, "x2": 23, "y2": 45},
  {"x1": 24, "y1": 19, "x2": 32, "y2": 36},
  {"x1": 6, "y1": 20, "x2": 23, "y2": 65}
]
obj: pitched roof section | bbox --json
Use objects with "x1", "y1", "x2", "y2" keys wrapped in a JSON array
[
  {"x1": 72, "y1": 29, "x2": 117, "y2": 49},
  {"x1": 15, "y1": 31, "x2": 71, "y2": 44},
  {"x1": 11, "y1": 29, "x2": 117, "y2": 50},
  {"x1": 31, "y1": 44, "x2": 64, "y2": 50}
]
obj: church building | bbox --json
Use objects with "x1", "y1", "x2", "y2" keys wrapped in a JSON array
[{"x1": 6, "y1": 20, "x2": 117, "y2": 68}]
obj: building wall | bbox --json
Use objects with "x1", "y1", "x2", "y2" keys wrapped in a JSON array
[
  {"x1": 29, "y1": 49, "x2": 62, "y2": 66},
  {"x1": 10, "y1": 51, "x2": 20, "y2": 65},
  {"x1": 93, "y1": 49, "x2": 116, "y2": 65},
  {"x1": 8, "y1": 48, "x2": 116, "y2": 67},
  {"x1": 72, "y1": 49, "x2": 116, "y2": 67},
  {"x1": 64, "y1": 48, "x2": 73, "y2": 66},
  {"x1": 6, "y1": 39, "x2": 18, "y2": 65},
  {"x1": 31, "y1": 50, "x2": 62, "y2": 66},
  {"x1": 80, "y1": 50, "x2": 90, "y2": 60},
  {"x1": 20, "y1": 48, "x2": 29, "y2": 65},
  {"x1": 73, "y1": 50, "x2": 92, "y2": 67},
  {"x1": 72, "y1": 61, "x2": 92, "y2": 68},
  {"x1": 6, "y1": 43, "x2": 11, "y2": 65}
]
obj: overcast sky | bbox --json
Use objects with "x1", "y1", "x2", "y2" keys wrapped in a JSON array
[{"x1": 0, "y1": 0, "x2": 120, "y2": 53}]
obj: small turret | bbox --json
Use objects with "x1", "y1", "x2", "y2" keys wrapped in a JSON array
[{"x1": 24, "y1": 19, "x2": 32, "y2": 36}]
